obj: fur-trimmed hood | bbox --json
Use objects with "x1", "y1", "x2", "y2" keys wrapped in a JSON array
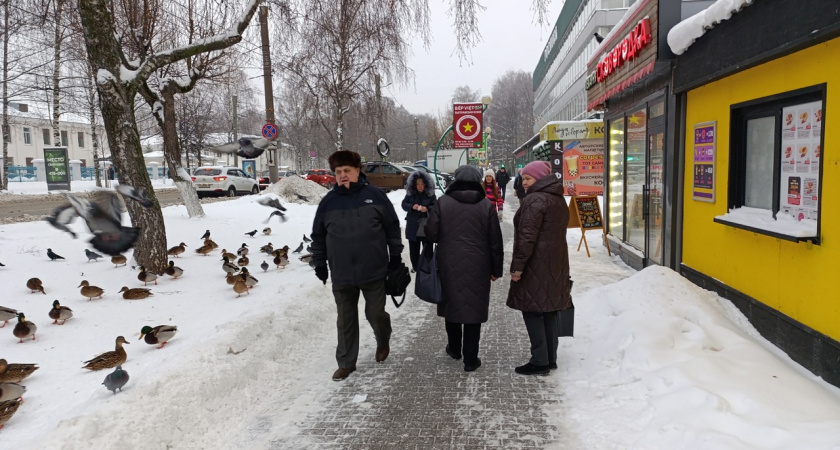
[{"x1": 405, "y1": 170, "x2": 436, "y2": 197}]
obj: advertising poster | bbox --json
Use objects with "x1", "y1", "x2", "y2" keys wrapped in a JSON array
[
  {"x1": 692, "y1": 122, "x2": 716, "y2": 202},
  {"x1": 452, "y1": 103, "x2": 484, "y2": 149},
  {"x1": 44, "y1": 147, "x2": 70, "y2": 191},
  {"x1": 242, "y1": 160, "x2": 256, "y2": 179},
  {"x1": 780, "y1": 101, "x2": 821, "y2": 221},
  {"x1": 540, "y1": 120, "x2": 605, "y2": 196}
]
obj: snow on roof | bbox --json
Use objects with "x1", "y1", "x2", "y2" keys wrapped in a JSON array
[
  {"x1": 6, "y1": 99, "x2": 98, "y2": 126},
  {"x1": 667, "y1": 0, "x2": 755, "y2": 56}
]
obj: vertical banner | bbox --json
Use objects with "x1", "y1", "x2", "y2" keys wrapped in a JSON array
[
  {"x1": 550, "y1": 141, "x2": 563, "y2": 181},
  {"x1": 692, "y1": 122, "x2": 716, "y2": 202},
  {"x1": 242, "y1": 160, "x2": 256, "y2": 179},
  {"x1": 780, "y1": 101, "x2": 822, "y2": 221},
  {"x1": 44, "y1": 147, "x2": 70, "y2": 191},
  {"x1": 453, "y1": 102, "x2": 483, "y2": 149}
]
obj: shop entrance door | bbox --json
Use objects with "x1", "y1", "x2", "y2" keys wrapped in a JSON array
[{"x1": 645, "y1": 126, "x2": 665, "y2": 266}]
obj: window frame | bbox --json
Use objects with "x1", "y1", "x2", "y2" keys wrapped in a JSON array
[
  {"x1": 77, "y1": 131, "x2": 85, "y2": 148},
  {"x1": 60, "y1": 130, "x2": 69, "y2": 147},
  {"x1": 23, "y1": 127, "x2": 32, "y2": 145},
  {"x1": 42, "y1": 128, "x2": 50, "y2": 145}
]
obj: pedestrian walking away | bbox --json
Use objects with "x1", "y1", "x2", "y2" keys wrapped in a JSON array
[
  {"x1": 401, "y1": 170, "x2": 437, "y2": 273},
  {"x1": 310, "y1": 150, "x2": 404, "y2": 381},
  {"x1": 513, "y1": 167, "x2": 526, "y2": 202},
  {"x1": 482, "y1": 169, "x2": 504, "y2": 220},
  {"x1": 425, "y1": 165, "x2": 504, "y2": 372},
  {"x1": 495, "y1": 165, "x2": 511, "y2": 199},
  {"x1": 507, "y1": 160, "x2": 572, "y2": 376}
]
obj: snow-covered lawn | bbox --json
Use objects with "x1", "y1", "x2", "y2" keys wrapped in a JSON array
[{"x1": 2, "y1": 179, "x2": 177, "y2": 197}]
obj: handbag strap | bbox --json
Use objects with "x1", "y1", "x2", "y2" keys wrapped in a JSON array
[{"x1": 391, "y1": 292, "x2": 406, "y2": 308}]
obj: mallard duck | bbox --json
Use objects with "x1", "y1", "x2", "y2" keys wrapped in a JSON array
[
  {"x1": 26, "y1": 278, "x2": 45, "y2": 295},
  {"x1": 164, "y1": 261, "x2": 183, "y2": 279},
  {"x1": 78, "y1": 280, "x2": 105, "y2": 300},
  {"x1": 204, "y1": 238, "x2": 219, "y2": 250},
  {"x1": 0, "y1": 382, "x2": 25, "y2": 403},
  {"x1": 13, "y1": 313, "x2": 37, "y2": 343},
  {"x1": 259, "y1": 243, "x2": 274, "y2": 255},
  {"x1": 82, "y1": 336, "x2": 129, "y2": 371},
  {"x1": 221, "y1": 249, "x2": 237, "y2": 261},
  {"x1": 233, "y1": 274, "x2": 250, "y2": 297},
  {"x1": 0, "y1": 360, "x2": 38, "y2": 383},
  {"x1": 195, "y1": 243, "x2": 214, "y2": 256},
  {"x1": 102, "y1": 365, "x2": 129, "y2": 394},
  {"x1": 0, "y1": 306, "x2": 17, "y2": 328},
  {"x1": 111, "y1": 254, "x2": 127, "y2": 267},
  {"x1": 167, "y1": 242, "x2": 187, "y2": 258},
  {"x1": 263, "y1": 227, "x2": 271, "y2": 236},
  {"x1": 272, "y1": 249, "x2": 288, "y2": 269},
  {"x1": 139, "y1": 325, "x2": 178, "y2": 349},
  {"x1": 276, "y1": 245, "x2": 290, "y2": 259},
  {"x1": 138, "y1": 265, "x2": 158, "y2": 286},
  {"x1": 0, "y1": 398, "x2": 22, "y2": 430},
  {"x1": 237, "y1": 255, "x2": 250, "y2": 267},
  {"x1": 237, "y1": 243, "x2": 249, "y2": 257},
  {"x1": 49, "y1": 300, "x2": 73, "y2": 325},
  {"x1": 225, "y1": 270, "x2": 240, "y2": 285},
  {"x1": 119, "y1": 286, "x2": 153, "y2": 300},
  {"x1": 239, "y1": 267, "x2": 258, "y2": 288},
  {"x1": 221, "y1": 256, "x2": 238, "y2": 275}
]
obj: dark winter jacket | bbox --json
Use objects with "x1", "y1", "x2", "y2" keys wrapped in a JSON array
[
  {"x1": 401, "y1": 171, "x2": 437, "y2": 241},
  {"x1": 425, "y1": 180, "x2": 504, "y2": 324},
  {"x1": 495, "y1": 168, "x2": 511, "y2": 187},
  {"x1": 506, "y1": 174, "x2": 572, "y2": 313},
  {"x1": 513, "y1": 174, "x2": 526, "y2": 199},
  {"x1": 310, "y1": 172, "x2": 403, "y2": 286}
]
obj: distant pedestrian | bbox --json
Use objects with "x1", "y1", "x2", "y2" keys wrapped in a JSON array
[
  {"x1": 108, "y1": 166, "x2": 116, "y2": 180},
  {"x1": 401, "y1": 171, "x2": 436, "y2": 273},
  {"x1": 310, "y1": 150, "x2": 404, "y2": 381},
  {"x1": 495, "y1": 165, "x2": 511, "y2": 199},
  {"x1": 513, "y1": 168, "x2": 526, "y2": 201},
  {"x1": 425, "y1": 165, "x2": 503, "y2": 372},
  {"x1": 507, "y1": 160, "x2": 572, "y2": 376},
  {"x1": 482, "y1": 169, "x2": 504, "y2": 219}
]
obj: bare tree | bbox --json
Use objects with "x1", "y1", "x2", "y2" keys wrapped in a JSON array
[{"x1": 487, "y1": 70, "x2": 534, "y2": 164}]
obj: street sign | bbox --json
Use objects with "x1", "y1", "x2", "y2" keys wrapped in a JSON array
[
  {"x1": 309, "y1": 151, "x2": 316, "y2": 157},
  {"x1": 261, "y1": 123, "x2": 278, "y2": 140},
  {"x1": 453, "y1": 103, "x2": 483, "y2": 149},
  {"x1": 422, "y1": 141, "x2": 427, "y2": 147}
]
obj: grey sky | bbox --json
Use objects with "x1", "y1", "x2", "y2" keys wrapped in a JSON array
[{"x1": 390, "y1": 1, "x2": 564, "y2": 117}]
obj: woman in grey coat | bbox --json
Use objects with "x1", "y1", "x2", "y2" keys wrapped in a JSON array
[{"x1": 424, "y1": 165, "x2": 504, "y2": 372}]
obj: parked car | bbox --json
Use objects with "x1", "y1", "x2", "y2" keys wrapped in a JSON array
[
  {"x1": 258, "y1": 169, "x2": 299, "y2": 190},
  {"x1": 363, "y1": 161, "x2": 410, "y2": 192},
  {"x1": 410, "y1": 164, "x2": 453, "y2": 189},
  {"x1": 305, "y1": 169, "x2": 336, "y2": 189},
  {"x1": 191, "y1": 166, "x2": 260, "y2": 198}
]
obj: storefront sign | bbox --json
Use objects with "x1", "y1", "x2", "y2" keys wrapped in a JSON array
[
  {"x1": 595, "y1": 18, "x2": 652, "y2": 84},
  {"x1": 780, "y1": 101, "x2": 822, "y2": 221},
  {"x1": 568, "y1": 196, "x2": 611, "y2": 258},
  {"x1": 44, "y1": 147, "x2": 70, "y2": 191},
  {"x1": 453, "y1": 103, "x2": 483, "y2": 149},
  {"x1": 540, "y1": 120, "x2": 604, "y2": 141},
  {"x1": 692, "y1": 122, "x2": 716, "y2": 202}
]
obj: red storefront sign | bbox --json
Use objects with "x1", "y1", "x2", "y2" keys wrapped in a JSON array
[
  {"x1": 453, "y1": 103, "x2": 484, "y2": 149},
  {"x1": 595, "y1": 17, "x2": 652, "y2": 83}
]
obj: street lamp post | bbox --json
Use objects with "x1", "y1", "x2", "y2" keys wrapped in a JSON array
[{"x1": 414, "y1": 117, "x2": 419, "y2": 162}]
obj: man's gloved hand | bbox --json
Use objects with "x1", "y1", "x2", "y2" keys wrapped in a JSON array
[
  {"x1": 315, "y1": 265, "x2": 328, "y2": 284},
  {"x1": 388, "y1": 257, "x2": 402, "y2": 270}
]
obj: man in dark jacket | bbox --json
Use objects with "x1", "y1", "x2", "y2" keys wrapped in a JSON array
[
  {"x1": 311, "y1": 150, "x2": 404, "y2": 381},
  {"x1": 495, "y1": 165, "x2": 511, "y2": 199},
  {"x1": 512, "y1": 168, "x2": 526, "y2": 201}
]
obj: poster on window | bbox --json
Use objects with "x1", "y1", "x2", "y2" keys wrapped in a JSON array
[
  {"x1": 692, "y1": 122, "x2": 715, "y2": 202},
  {"x1": 780, "y1": 101, "x2": 822, "y2": 221}
]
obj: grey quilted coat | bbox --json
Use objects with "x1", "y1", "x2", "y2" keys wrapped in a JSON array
[
  {"x1": 424, "y1": 180, "x2": 504, "y2": 324},
  {"x1": 506, "y1": 174, "x2": 572, "y2": 312}
]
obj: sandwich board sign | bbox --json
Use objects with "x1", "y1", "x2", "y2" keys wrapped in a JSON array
[{"x1": 568, "y1": 195, "x2": 611, "y2": 257}]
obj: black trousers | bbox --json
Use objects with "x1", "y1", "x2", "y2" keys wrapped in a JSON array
[
  {"x1": 445, "y1": 320, "x2": 482, "y2": 366},
  {"x1": 332, "y1": 279, "x2": 391, "y2": 368},
  {"x1": 521, "y1": 311, "x2": 559, "y2": 366},
  {"x1": 500, "y1": 185, "x2": 507, "y2": 199},
  {"x1": 408, "y1": 237, "x2": 429, "y2": 270}
]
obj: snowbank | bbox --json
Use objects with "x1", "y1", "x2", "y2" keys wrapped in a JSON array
[{"x1": 262, "y1": 176, "x2": 327, "y2": 205}]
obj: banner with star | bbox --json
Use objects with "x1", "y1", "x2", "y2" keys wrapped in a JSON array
[{"x1": 453, "y1": 102, "x2": 484, "y2": 149}]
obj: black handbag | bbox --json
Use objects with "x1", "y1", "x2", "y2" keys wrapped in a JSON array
[
  {"x1": 414, "y1": 244, "x2": 443, "y2": 304},
  {"x1": 415, "y1": 216, "x2": 428, "y2": 238},
  {"x1": 385, "y1": 262, "x2": 412, "y2": 308}
]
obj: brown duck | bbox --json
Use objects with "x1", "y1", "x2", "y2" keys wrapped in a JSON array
[
  {"x1": 237, "y1": 255, "x2": 249, "y2": 267},
  {"x1": 26, "y1": 278, "x2": 45, "y2": 294},
  {"x1": 111, "y1": 254, "x2": 127, "y2": 267},
  {"x1": 167, "y1": 242, "x2": 187, "y2": 258},
  {"x1": 49, "y1": 300, "x2": 73, "y2": 325},
  {"x1": 204, "y1": 238, "x2": 219, "y2": 250},
  {"x1": 0, "y1": 398, "x2": 22, "y2": 430},
  {"x1": 233, "y1": 273, "x2": 250, "y2": 297},
  {"x1": 195, "y1": 243, "x2": 214, "y2": 256},
  {"x1": 82, "y1": 336, "x2": 129, "y2": 371},
  {"x1": 225, "y1": 271, "x2": 240, "y2": 286},
  {"x1": 0, "y1": 359, "x2": 39, "y2": 383},
  {"x1": 221, "y1": 249, "x2": 237, "y2": 261},
  {"x1": 119, "y1": 286, "x2": 153, "y2": 300},
  {"x1": 79, "y1": 280, "x2": 105, "y2": 300},
  {"x1": 13, "y1": 313, "x2": 37, "y2": 343}
]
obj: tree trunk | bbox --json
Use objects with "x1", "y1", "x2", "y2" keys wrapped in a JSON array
[
  {"x1": 51, "y1": 0, "x2": 63, "y2": 147},
  {"x1": 87, "y1": 64, "x2": 102, "y2": 187},
  {"x1": 79, "y1": 0, "x2": 168, "y2": 274},
  {"x1": 1, "y1": 0, "x2": 9, "y2": 190},
  {"x1": 160, "y1": 87, "x2": 204, "y2": 217}
]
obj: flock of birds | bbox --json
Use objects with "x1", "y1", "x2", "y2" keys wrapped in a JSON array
[{"x1": 0, "y1": 189, "x2": 318, "y2": 431}]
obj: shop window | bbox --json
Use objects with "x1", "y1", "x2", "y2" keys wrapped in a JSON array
[
  {"x1": 23, "y1": 127, "x2": 32, "y2": 145},
  {"x1": 721, "y1": 84, "x2": 824, "y2": 243},
  {"x1": 608, "y1": 118, "x2": 625, "y2": 240},
  {"x1": 42, "y1": 128, "x2": 50, "y2": 145},
  {"x1": 625, "y1": 109, "x2": 647, "y2": 250}
]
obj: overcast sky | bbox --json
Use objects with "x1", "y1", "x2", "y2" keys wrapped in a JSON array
[{"x1": 390, "y1": 1, "x2": 564, "y2": 117}]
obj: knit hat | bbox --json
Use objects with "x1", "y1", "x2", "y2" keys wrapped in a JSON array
[
  {"x1": 453, "y1": 165, "x2": 482, "y2": 183},
  {"x1": 521, "y1": 161, "x2": 552, "y2": 180},
  {"x1": 483, "y1": 169, "x2": 495, "y2": 180},
  {"x1": 328, "y1": 150, "x2": 361, "y2": 171}
]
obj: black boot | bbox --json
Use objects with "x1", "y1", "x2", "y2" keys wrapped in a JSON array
[
  {"x1": 445, "y1": 344, "x2": 462, "y2": 360},
  {"x1": 515, "y1": 362, "x2": 550, "y2": 375},
  {"x1": 464, "y1": 357, "x2": 481, "y2": 372}
]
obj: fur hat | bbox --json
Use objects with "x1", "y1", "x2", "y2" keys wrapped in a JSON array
[
  {"x1": 522, "y1": 161, "x2": 552, "y2": 180},
  {"x1": 453, "y1": 165, "x2": 482, "y2": 183},
  {"x1": 328, "y1": 150, "x2": 362, "y2": 171},
  {"x1": 483, "y1": 169, "x2": 495, "y2": 180}
]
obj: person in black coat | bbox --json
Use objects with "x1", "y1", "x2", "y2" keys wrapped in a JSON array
[
  {"x1": 495, "y1": 166, "x2": 511, "y2": 199},
  {"x1": 513, "y1": 168, "x2": 526, "y2": 201},
  {"x1": 424, "y1": 165, "x2": 504, "y2": 372},
  {"x1": 401, "y1": 170, "x2": 437, "y2": 272}
]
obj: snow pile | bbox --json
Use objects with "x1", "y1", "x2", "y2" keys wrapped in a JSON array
[
  {"x1": 668, "y1": 0, "x2": 755, "y2": 55},
  {"x1": 715, "y1": 206, "x2": 817, "y2": 238},
  {"x1": 262, "y1": 176, "x2": 327, "y2": 205}
]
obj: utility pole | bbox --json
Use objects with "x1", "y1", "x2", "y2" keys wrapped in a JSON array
[
  {"x1": 374, "y1": 73, "x2": 382, "y2": 159},
  {"x1": 414, "y1": 117, "x2": 419, "y2": 162},
  {"x1": 259, "y1": 5, "x2": 278, "y2": 183},
  {"x1": 232, "y1": 94, "x2": 238, "y2": 167}
]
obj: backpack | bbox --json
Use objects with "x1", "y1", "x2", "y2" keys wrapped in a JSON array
[{"x1": 385, "y1": 261, "x2": 412, "y2": 307}]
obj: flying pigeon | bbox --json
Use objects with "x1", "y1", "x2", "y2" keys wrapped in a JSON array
[
  {"x1": 47, "y1": 248, "x2": 65, "y2": 261},
  {"x1": 66, "y1": 193, "x2": 140, "y2": 256},
  {"x1": 200, "y1": 230, "x2": 211, "y2": 240},
  {"x1": 85, "y1": 249, "x2": 103, "y2": 262},
  {"x1": 256, "y1": 197, "x2": 287, "y2": 212},
  {"x1": 210, "y1": 137, "x2": 274, "y2": 159},
  {"x1": 116, "y1": 185, "x2": 153, "y2": 207},
  {"x1": 303, "y1": 234, "x2": 311, "y2": 243},
  {"x1": 45, "y1": 204, "x2": 79, "y2": 238},
  {"x1": 102, "y1": 365, "x2": 130, "y2": 394},
  {"x1": 245, "y1": 230, "x2": 257, "y2": 237},
  {"x1": 0, "y1": 262, "x2": 4, "y2": 266},
  {"x1": 292, "y1": 242, "x2": 303, "y2": 253},
  {"x1": 265, "y1": 210, "x2": 287, "y2": 223}
]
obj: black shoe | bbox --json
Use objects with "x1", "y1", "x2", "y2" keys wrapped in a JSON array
[
  {"x1": 445, "y1": 344, "x2": 462, "y2": 360},
  {"x1": 464, "y1": 358, "x2": 481, "y2": 372},
  {"x1": 515, "y1": 362, "x2": 550, "y2": 375},
  {"x1": 549, "y1": 363, "x2": 558, "y2": 370}
]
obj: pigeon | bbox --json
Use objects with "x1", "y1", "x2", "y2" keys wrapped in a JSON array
[
  {"x1": 306, "y1": 245, "x2": 311, "y2": 252},
  {"x1": 260, "y1": 261, "x2": 269, "y2": 272},
  {"x1": 263, "y1": 227, "x2": 271, "y2": 236},
  {"x1": 45, "y1": 204, "x2": 79, "y2": 238},
  {"x1": 292, "y1": 242, "x2": 304, "y2": 253},
  {"x1": 244, "y1": 230, "x2": 257, "y2": 237},
  {"x1": 265, "y1": 210, "x2": 287, "y2": 223},
  {"x1": 85, "y1": 249, "x2": 103, "y2": 262},
  {"x1": 299, "y1": 253, "x2": 313, "y2": 264},
  {"x1": 210, "y1": 137, "x2": 273, "y2": 159},
  {"x1": 102, "y1": 365, "x2": 129, "y2": 394},
  {"x1": 66, "y1": 193, "x2": 140, "y2": 256},
  {"x1": 0, "y1": 262, "x2": 5, "y2": 267},
  {"x1": 47, "y1": 248, "x2": 65, "y2": 261},
  {"x1": 295, "y1": 194, "x2": 309, "y2": 202},
  {"x1": 200, "y1": 230, "x2": 211, "y2": 240},
  {"x1": 303, "y1": 234, "x2": 311, "y2": 243},
  {"x1": 257, "y1": 197, "x2": 288, "y2": 223},
  {"x1": 116, "y1": 185, "x2": 153, "y2": 207}
]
